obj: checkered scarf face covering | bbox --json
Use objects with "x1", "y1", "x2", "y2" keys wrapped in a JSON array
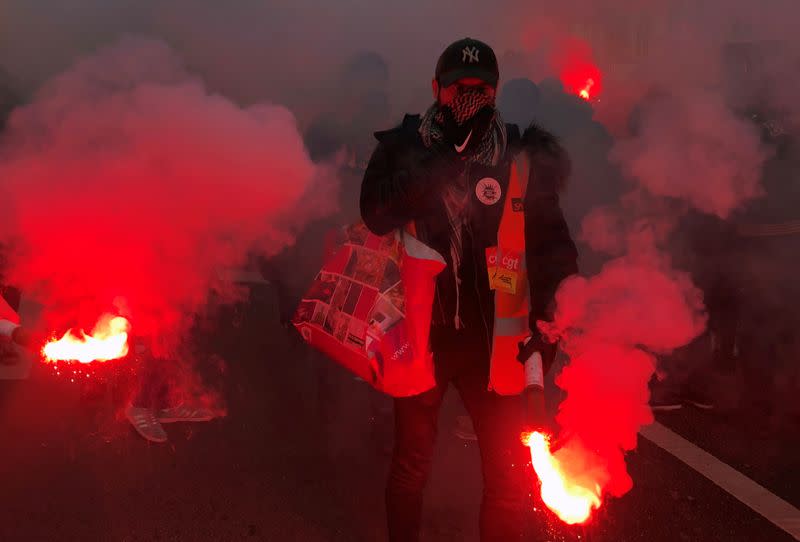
[
  {"x1": 442, "y1": 86, "x2": 495, "y2": 125},
  {"x1": 419, "y1": 88, "x2": 506, "y2": 167}
]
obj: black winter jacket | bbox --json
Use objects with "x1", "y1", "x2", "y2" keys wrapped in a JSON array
[{"x1": 360, "y1": 114, "x2": 577, "y2": 369}]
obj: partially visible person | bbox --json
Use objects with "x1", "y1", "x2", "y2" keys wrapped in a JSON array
[
  {"x1": 335, "y1": 50, "x2": 392, "y2": 169},
  {"x1": 499, "y1": 77, "x2": 624, "y2": 276},
  {"x1": 652, "y1": 210, "x2": 738, "y2": 411},
  {"x1": 534, "y1": 78, "x2": 595, "y2": 140},
  {"x1": 648, "y1": 103, "x2": 798, "y2": 418},
  {"x1": 125, "y1": 339, "x2": 216, "y2": 443},
  {"x1": 0, "y1": 289, "x2": 23, "y2": 366},
  {"x1": 261, "y1": 51, "x2": 394, "y2": 455},
  {"x1": 727, "y1": 107, "x2": 800, "y2": 426},
  {"x1": 265, "y1": 50, "x2": 391, "y2": 325},
  {"x1": 0, "y1": 73, "x2": 22, "y2": 365},
  {"x1": 0, "y1": 283, "x2": 22, "y2": 365},
  {"x1": 497, "y1": 78, "x2": 540, "y2": 131}
]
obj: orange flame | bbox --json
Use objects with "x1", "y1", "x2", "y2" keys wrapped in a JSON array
[
  {"x1": 42, "y1": 314, "x2": 131, "y2": 364},
  {"x1": 525, "y1": 431, "x2": 602, "y2": 525},
  {"x1": 579, "y1": 78, "x2": 595, "y2": 101}
]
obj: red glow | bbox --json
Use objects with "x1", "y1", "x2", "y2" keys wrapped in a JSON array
[
  {"x1": 42, "y1": 314, "x2": 130, "y2": 364},
  {"x1": 553, "y1": 38, "x2": 603, "y2": 101},
  {"x1": 0, "y1": 39, "x2": 332, "y2": 361},
  {"x1": 579, "y1": 79, "x2": 595, "y2": 101},
  {"x1": 532, "y1": 255, "x2": 706, "y2": 517},
  {"x1": 525, "y1": 431, "x2": 602, "y2": 525}
]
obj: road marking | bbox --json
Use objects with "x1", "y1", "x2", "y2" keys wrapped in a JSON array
[{"x1": 640, "y1": 421, "x2": 800, "y2": 541}]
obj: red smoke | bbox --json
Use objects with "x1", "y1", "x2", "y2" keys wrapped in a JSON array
[
  {"x1": 552, "y1": 38, "x2": 603, "y2": 101},
  {"x1": 540, "y1": 251, "x2": 706, "y2": 501},
  {"x1": 612, "y1": 90, "x2": 768, "y2": 219},
  {"x1": 0, "y1": 37, "x2": 336, "y2": 356},
  {"x1": 542, "y1": 69, "x2": 770, "y2": 513}
]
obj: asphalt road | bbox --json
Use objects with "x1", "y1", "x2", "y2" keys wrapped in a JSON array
[{"x1": 0, "y1": 286, "x2": 797, "y2": 541}]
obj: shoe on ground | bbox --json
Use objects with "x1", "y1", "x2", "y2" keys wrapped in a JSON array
[
  {"x1": 157, "y1": 404, "x2": 215, "y2": 423},
  {"x1": 684, "y1": 391, "x2": 715, "y2": 410},
  {"x1": 125, "y1": 405, "x2": 168, "y2": 443}
]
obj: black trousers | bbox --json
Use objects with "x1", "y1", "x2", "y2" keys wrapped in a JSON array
[{"x1": 386, "y1": 332, "x2": 529, "y2": 541}]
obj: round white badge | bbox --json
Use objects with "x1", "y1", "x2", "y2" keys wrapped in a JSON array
[{"x1": 475, "y1": 178, "x2": 502, "y2": 206}]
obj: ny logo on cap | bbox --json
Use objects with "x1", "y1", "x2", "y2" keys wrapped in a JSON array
[{"x1": 462, "y1": 46, "x2": 480, "y2": 64}]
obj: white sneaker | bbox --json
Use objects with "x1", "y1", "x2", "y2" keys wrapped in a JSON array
[
  {"x1": 125, "y1": 405, "x2": 168, "y2": 443},
  {"x1": 157, "y1": 404, "x2": 215, "y2": 423}
]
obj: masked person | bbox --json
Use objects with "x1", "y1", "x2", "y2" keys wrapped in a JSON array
[{"x1": 360, "y1": 38, "x2": 578, "y2": 541}]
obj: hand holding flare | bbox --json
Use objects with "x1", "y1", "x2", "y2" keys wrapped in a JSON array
[{"x1": 522, "y1": 350, "x2": 602, "y2": 525}]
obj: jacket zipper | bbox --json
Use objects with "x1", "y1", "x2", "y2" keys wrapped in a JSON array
[
  {"x1": 470, "y1": 226, "x2": 492, "y2": 359},
  {"x1": 463, "y1": 163, "x2": 493, "y2": 361}
]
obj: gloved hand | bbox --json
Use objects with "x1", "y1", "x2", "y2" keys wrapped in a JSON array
[
  {"x1": 517, "y1": 331, "x2": 545, "y2": 362},
  {"x1": 517, "y1": 331, "x2": 557, "y2": 376},
  {"x1": 439, "y1": 106, "x2": 494, "y2": 157}
]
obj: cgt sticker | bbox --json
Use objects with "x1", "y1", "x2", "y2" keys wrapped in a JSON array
[
  {"x1": 485, "y1": 247, "x2": 521, "y2": 294},
  {"x1": 476, "y1": 177, "x2": 502, "y2": 206}
]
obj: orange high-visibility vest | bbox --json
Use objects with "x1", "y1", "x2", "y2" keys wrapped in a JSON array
[{"x1": 487, "y1": 153, "x2": 531, "y2": 395}]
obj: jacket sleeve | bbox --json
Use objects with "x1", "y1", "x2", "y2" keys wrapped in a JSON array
[
  {"x1": 360, "y1": 128, "x2": 461, "y2": 236},
  {"x1": 520, "y1": 128, "x2": 579, "y2": 368}
]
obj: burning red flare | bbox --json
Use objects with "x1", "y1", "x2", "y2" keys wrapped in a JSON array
[
  {"x1": 552, "y1": 38, "x2": 603, "y2": 101},
  {"x1": 525, "y1": 431, "x2": 602, "y2": 525},
  {"x1": 42, "y1": 314, "x2": 131, "y2": 364},
  {"x1": 578, "y1": 78, "x2": 595, "y2": 101}
]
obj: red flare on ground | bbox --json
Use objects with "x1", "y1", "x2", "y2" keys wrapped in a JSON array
[
  {"x1": 42, "y1": 314, "x2": 130, "y2": 364},
  {"x1": 525, "y1": 431, "x2": 602, "y2": 525}
]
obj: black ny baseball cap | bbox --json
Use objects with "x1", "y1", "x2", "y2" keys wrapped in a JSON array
[{"x1": 435, "y1": 38, "x2": 499, "y2": 88}]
